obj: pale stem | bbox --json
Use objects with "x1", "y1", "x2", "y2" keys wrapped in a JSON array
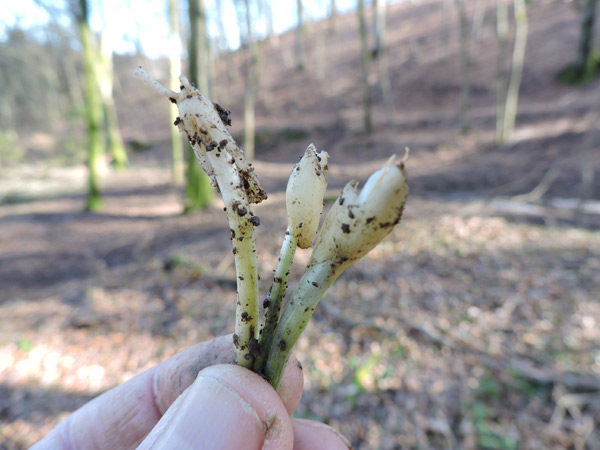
[
  {"x1": 228, "y1": 205, "x2": 259, "y2": 367},
  {"x1": 135, "y1": 67, "x2": 264, "y2": 368},
  {"x1": 253, "y1": 229, "x2": 297, "y2": 373}
]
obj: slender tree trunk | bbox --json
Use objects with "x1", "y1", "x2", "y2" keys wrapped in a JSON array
[
  {"x1": 329, "y1": 0, "x2": 338, "y2": 34},
  {"x1": 215, "y1": 0, "x2": 236, "y2": 88},
  {"x1": 76, "y1": 0, "x2": 104, "y2": 211},
  {"x1": 373, "y1": 0, "x2": 387, "y2": 58},
  {"x1": 243, "y1": 0, "x2": 258, "y2": 161},
  {"x1": 97, "y1": 36, "x2": 128, "y2": 170},
  {"x1": 495, "y1": 0, "x2": 509, "y2": 144},
  {"x1": 316, "y1": 19, "x2": 327, "y2": 84},
  {"x1": 357, "y1": 0, "x2": 372, "y2": 134},
  {"x1": 373, "y1": 0, "x2": 394, "y2": 124},
  {"x1": 295, "y1": 0, "x2": 305, "y2": 71},
  {"x1": 503, "y1": 0, "x2": 527, "y2": 141},
  {"x1": 573, "y1": 0, "x2": 599, "y2": 79},
  {"x1": 455, "y1": 0, "x2": 470, "y2": 135},
  {"x1": 263, "y1": 0, "x2": 278, "y2": 45},
  {"x1": 186, "y1": 0, "x2": 214, "y2": 211},
  {"x1": 469, "y1": 0, "x2": 486, "y2": 56},
  {"x1": 168, "y1": 0, "x2": 184, "y2": 186},
  {"x1": 580, "y1": 108, "x2": 598, "y2": 198},
  {"x1": 441, "y1": 0, "x2": 452, "y2": 61},
  {"x1": 189, "y1": 0, "x2": 211, "y2": 95}
]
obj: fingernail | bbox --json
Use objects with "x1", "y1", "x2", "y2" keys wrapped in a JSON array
[
  {"x1": 146, "y1": 372, "x2": 266, "y2": 448},
  {"x1": 293, "y1": 418, "x2": 352, "y2": 449},
  {"x1": 140, "y1": 364, "x2": 293, "y2": 450}
]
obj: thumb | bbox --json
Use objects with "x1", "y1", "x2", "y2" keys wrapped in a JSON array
[{"x1": 137, "y1": 364, "x2": 294, "y2": 450}]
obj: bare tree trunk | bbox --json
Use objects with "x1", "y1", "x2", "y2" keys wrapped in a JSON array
[
  {"x1": 295, "y1": 0, "x2": 305, "y2": 71},
  {"x1": 357, "y1": 0, "x2": 372, "y2": 134},
  {"x1": 573, "y1": 0, "x2": 599, "y2": 79},
  {"x1": 189, "y1": 0, "x2": 211, "y2": 95},
  {"x1": 440, "y1": 0, "x2": 452, "y2": 61},
  {"x1": 470, "y1": 0, "x2": 487, "y2": 56},
  {"x1": 503, "y1": 0, "x2": 527, "y2": 142},
  {"x1": 262, "y1": 0, "x2": 278, "y2": 45},
  {"x1": 76, "y1": 0, "x2": 104, "y2": 211},
  {"x1": 580, "y1": 109, "x2": 599, "y2": 199},
  {"x1": 242, "y1": 0, "x2": 258, "y2": 161},
  {"x1": 97, "y1": 36, "x2": 128, "y2": 170},
  {"x1": 496, "y1": 0, "x2": 509, "y2": 145},
  {"x1": 455, "y1": 0, "x2": 470, "y2": 135},
  {"x1": 315, "y1": 19, "x2": 327, "y2": 84},
  {"x1": 186, "y1": 0, "x2": 214, "y2": 211},
  {"x1": 215, "y1": 0, "x2": 236, "y2": 89},
  {"x1": 168, "y1": 0, "x2": 184, "y2": 186},
  {"x1": 372, "y1": 0, "x2": 387, "y2": 58},
  {"x1": 329, "y1": 0, "x2": 338, "y2": 34},
  {"x1": 373, "y1": 0, "x2": 394, "y2": 124}
]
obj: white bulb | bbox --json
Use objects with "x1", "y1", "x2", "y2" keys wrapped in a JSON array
[
  {"x1": 286, "y1": 144, "x2": 329, "y2": 249},
  {"x1": 308, "y1": 160, "x2": 408, "y2": 268}
]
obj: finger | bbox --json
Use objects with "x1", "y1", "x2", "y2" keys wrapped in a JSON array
[
  {"x1": 152, "y1": 335, "x2": 236, "y2": 413},
  {"x1": 292, "y1": 418, "x2": 352, "y2": 450},
  {"x1": 153, "y1": 337, "x2": 303, "y2": 415},
  {"x1": 138, "y1": 364, "x2": 294, "y2": 450},
  {"x1": 31, "y1": 336, "x2": 303, "y2": 450},
  {"x1": 277, "y1": 356, "x2": 304, "y2": 415}
]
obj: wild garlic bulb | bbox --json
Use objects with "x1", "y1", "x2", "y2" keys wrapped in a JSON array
[
  {"x1": 286, "y1": 144, "x2": 329, "y2": 249},
  {"x1": 308, "y1": 158, "x2": 408, "y2": 271}
]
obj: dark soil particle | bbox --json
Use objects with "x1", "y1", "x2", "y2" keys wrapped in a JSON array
[
  {"x1": 278, "y1": 340, "x2": 287, "y2": 351},
  {"x1": 247, "y1": 335, "x2": 261, "y2": 358}
]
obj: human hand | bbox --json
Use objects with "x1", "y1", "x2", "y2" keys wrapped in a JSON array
[{"x1": 31, "y1": 335, "x2": 350, "y2": 449}]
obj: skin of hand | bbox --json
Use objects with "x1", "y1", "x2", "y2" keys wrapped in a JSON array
[{"x1": 31, "y1": 335, "x2": 351, "y2": 450}]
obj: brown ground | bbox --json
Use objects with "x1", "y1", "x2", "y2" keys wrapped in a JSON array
[{"x1": 1, "y1": 0, "x2": 600, "y2": 449}]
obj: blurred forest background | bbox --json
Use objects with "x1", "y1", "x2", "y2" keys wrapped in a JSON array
[{"x1": 1, "y1": 0, "x2": 600, "y2": 448}]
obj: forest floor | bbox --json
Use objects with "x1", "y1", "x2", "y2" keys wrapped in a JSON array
[{"x1": 1, "y1": 0, "x2": 600, "y2": 449}]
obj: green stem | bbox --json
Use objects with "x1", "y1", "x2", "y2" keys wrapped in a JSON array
[
  {"x1": 134, "y1": 68, "x2": 266, "y2": 368},
  {"x1": 228, "y1": 203, "x2": 259, "y2": 368},
  {"x1": 253, "y1": 229, "x2": 297, "y2": 373},
  {"x1": 264, "y1": 262, "x2": 342, "y2": 390}
]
